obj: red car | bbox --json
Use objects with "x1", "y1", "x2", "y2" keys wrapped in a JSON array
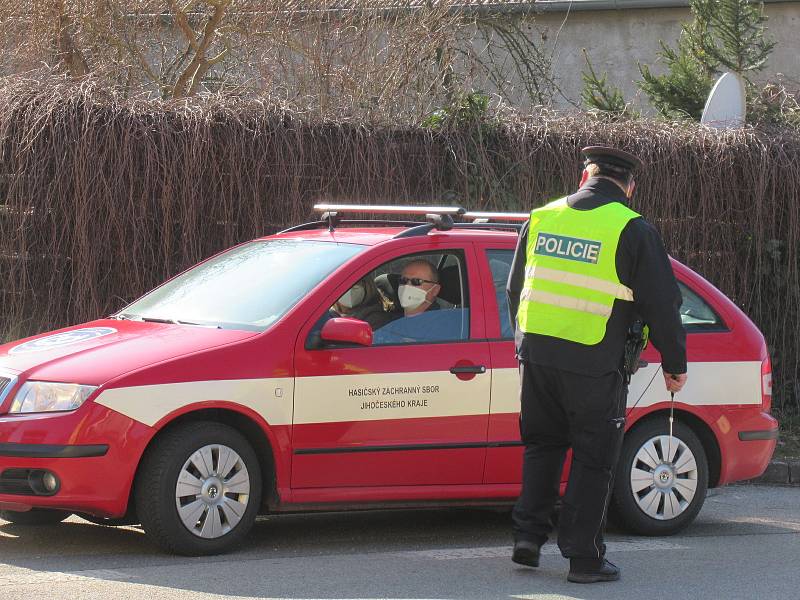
[{"x1": 0, "y1": 205, "x2": 778, "y2": 555}]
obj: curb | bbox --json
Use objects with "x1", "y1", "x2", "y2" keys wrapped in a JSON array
[{"x1": 753, "y1": 460, "x2": 800, "y2": 486}]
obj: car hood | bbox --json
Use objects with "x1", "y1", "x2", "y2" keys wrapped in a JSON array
[{"x1": 0, "y1": 319, "x2": 259, "y2": 385}]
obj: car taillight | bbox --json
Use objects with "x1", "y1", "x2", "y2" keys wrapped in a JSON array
[{"x1": 761, "y1": 356, "x2": 772, "y2": 413}]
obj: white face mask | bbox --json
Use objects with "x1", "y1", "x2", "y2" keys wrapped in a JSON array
[
  {"x1": 339, "y1": 284, "x2": 366, "y2": 309},
  {"x1": 398, "y1": 284, "x2": 429, "y2": 311}
]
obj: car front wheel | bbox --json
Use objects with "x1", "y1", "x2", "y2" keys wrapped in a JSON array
[
  {"x1": 135, "y1": 422, "x2": 262, "y2": 555},
  {"x1": 611, "y1": 418, "x2": 708, "y2": 536}
]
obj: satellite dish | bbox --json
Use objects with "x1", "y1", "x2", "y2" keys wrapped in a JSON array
[{"x1": 701, "y1": 72, "x2": 746, "y2": 129}]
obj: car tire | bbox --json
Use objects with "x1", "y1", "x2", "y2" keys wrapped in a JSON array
[
  {"x1": 134, "y1": 421, "x2": 262, "y2": 556},
  {"x1": 611, "y1": 418, "x2": 708, "y2": 536},
  {"x1": 0, "y1": 508, "x2": 72, "y2": 525}
]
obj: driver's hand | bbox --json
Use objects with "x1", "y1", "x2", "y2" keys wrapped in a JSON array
[{"x1": 664, "y1": 372, "x2": 687, "y2": 393}]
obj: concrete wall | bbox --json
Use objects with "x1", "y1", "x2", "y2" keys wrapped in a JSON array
[{"x1": 530, "y1": 2, "x2": 800, "y2": 109}]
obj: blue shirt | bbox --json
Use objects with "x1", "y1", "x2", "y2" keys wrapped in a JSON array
[{"x1": 373, "y1": 308, "x2": 469, "y2": 345}]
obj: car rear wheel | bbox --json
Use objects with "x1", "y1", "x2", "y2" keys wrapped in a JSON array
[
  {"x1": 135, "y1": 421, "x2": 262, "y2": 555},
  {"x1": 0, "y1": 508, "x2": 72, "y2": 525},
  {"x1": 611, "y1": 418, "x2": 708, "y2": 536}
]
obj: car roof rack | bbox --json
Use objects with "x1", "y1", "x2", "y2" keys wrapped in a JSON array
[
  {"x1": 315, "y1": 203, "x2": 465, "y2": 233},
  {"x1": 277, "y1": 203, "x2": 528, "y2": 236},
  {"x1": 280, "y1": 219, "x2": 424, "y2": 234},
  {"x1": 314, "y1": 203, "x2": 466, "y2": 217},
  {"x1": 462, "y1": 211, "x2": 529, "y2": 223}
]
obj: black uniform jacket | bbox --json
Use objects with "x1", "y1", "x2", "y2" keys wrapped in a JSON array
[{"x1": 507, "y1": 177, "x2": 687, "y2": 377}]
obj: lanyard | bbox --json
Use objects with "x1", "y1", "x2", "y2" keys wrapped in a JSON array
[{"x1": 667, "y1": 391, "x2": 675, "y2": 462}]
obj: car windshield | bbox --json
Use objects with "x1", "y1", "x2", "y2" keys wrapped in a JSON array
[{"x1": 119, "y1": 240, "x2": 365, "y2": 331}]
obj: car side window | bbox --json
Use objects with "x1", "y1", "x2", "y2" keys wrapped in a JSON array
[
  {"x1": 678, "y1": 281, "x2": 725, "y2": 331},
  {"x1": 308, "y1": 251, "x2": 471, "y2": 349},
  {"x1": 485, "y1": 249, "x2": 724, "y2": 335},
  {"x1": 485, "y1": 250, "x2": 515, "y2": 339},
  {"x1": 371, "y1": 251, "x2": 470, "y2": 346}
]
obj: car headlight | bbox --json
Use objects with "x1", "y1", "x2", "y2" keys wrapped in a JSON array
[{"x1": 9, "y1": 382, "x2": 97, "y2": 414}]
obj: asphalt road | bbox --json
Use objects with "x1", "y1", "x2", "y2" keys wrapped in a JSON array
[{"x1": 1, "y1": 485, "x2": 798, "y2": 600}]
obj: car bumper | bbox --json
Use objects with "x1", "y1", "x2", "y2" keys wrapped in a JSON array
[
  {"x1": 0, "y1": 404, "x2": 152, "y2": 517},
  {"x1": 718, "y1": 410, "x2": 779, "y2": 486}
]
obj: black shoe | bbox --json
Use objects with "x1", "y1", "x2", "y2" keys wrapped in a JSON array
[
  {"x1": 567, "y1": 559, "x2": 620, "y2": 583},
  {"x1": 512, "y1": 540, "x2": 540, "y2": 567}
]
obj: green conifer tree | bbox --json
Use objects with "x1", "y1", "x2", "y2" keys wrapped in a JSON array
[
  {"x1": 686, "y1": 0, "x2": 775, "y2": 74},
  {"x1": 580, "y1": 49, "x2": 629, "y2": 117},
  {"x1": 638, "y1": 0, "x2": 774, "y2": 120}
]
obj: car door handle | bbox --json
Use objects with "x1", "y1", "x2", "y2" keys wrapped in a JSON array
[{"x1": 449, "y1": 365, "x2": 487, "y2": 375}]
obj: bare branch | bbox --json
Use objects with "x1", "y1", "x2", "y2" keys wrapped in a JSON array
[
  {"x1": 0, "y1": 1, "x2": 558, "y2": 115},
  {"x1": 172, "y1": 0, "x2": 231, "y2": 98},
  {"x1": 170, "y1": 0, "x2": 199, "y2": 52},
  {"x1": 53, "y1": 0, "x2": 89, "y2": 77}
]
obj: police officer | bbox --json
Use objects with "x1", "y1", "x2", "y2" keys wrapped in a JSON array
[{"x1": 507, "y1": 146, "x2": 688, "y2": 583}]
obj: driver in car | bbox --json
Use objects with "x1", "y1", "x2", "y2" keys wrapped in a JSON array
[
  {"x1": 373, "y1": 260, "x2": 465, "y2": 344},
  {"x1": 396, "y1": 260, "x2": 444, "y2": 317}
]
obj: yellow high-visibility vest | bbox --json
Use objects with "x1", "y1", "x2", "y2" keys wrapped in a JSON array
[{"x1": 517, "y1": 197, "x2": 640, "y2": 345}]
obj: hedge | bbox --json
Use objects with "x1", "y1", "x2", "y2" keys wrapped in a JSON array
[{"x1": 0, "y1": 79, "x2": 797, "y2": 410}]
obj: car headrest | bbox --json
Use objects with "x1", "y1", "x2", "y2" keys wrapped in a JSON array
[
  {"x1": 437, "y1": 264, "x2": 463, "y2": 306},
  {"x1": 374, "y1": 273, "x2": 400, "y2": 306},
  {"x1": 488, "y1": 258, "x2": 511, "y2": 285}
]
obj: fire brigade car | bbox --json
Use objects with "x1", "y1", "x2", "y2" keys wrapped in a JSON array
[{"x1": 0, "y1": 205, "x2": 778, "y2": 555}]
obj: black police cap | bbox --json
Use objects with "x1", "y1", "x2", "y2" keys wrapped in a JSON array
[{"x1": 581, "y1": 146, "x2": 643, "y2": 172}]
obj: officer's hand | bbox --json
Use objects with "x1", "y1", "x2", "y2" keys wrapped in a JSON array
[{"x1": 664, "y1": 372, "x2": 687, "y2": 393}]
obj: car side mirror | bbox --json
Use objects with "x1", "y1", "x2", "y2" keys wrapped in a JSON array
[{"x1": 320, "y1": 317, "x2": 373, "y2": 347}]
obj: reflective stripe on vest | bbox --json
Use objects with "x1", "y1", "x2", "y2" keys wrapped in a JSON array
[
  {"x1": 524, "y1": 265, "x2": 634, "y2": 301},
  {"x1": 517, "y1": 197, "x2": 641, "y2": 345},
  {"x1": 520, "y1": 288, "x2": 613, "y2": 317}
]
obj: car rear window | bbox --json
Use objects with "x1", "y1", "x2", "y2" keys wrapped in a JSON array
[{"x1": 678, "y1": 281, "x2": 725, "y2": 331}]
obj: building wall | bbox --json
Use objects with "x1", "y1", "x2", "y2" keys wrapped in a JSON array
[{"x1": 530, "y1": 3, "x2": 800, "y2": 110}]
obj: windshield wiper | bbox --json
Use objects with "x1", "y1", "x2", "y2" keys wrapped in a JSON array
[
  {"x1": 176, "y1": 320, "x2": 222, "y2": 329},
  {"x1": 140, "y1": 316, "x2": 222, "y2": 329},
  {"x1": 140, "y1": 316, "x2": 178, "y2": 324}
]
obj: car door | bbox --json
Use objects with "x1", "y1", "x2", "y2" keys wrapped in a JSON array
[
  {"x1": 475, "y1": 244, "x2": 525, "y2": 484},
  {"x1": 291, "y1": 242, "x2": 492, "y2": 489},
  {"x1": 477, "y1": 245, "x2": 736, "y2": 487}
]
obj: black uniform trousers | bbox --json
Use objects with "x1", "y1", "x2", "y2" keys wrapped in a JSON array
[{"x1": 512, "y1": 360, "x2": 627, "y2": 568}]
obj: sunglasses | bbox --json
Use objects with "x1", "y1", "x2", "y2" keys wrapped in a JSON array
[{"x1": 399, "y1": 276, "x2": 438, "y2": 287}]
